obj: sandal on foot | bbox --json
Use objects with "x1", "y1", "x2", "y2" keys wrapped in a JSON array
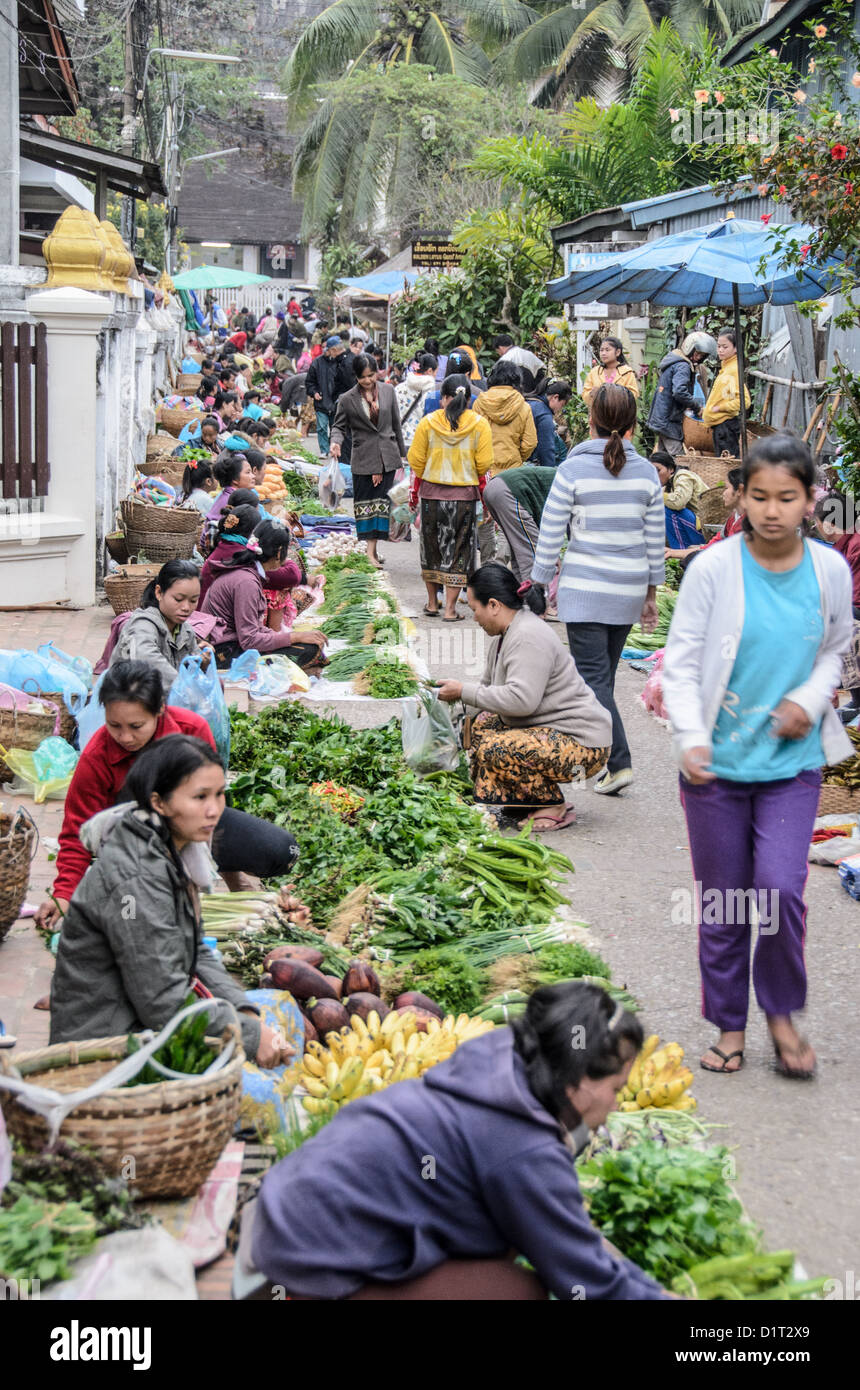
[
  {"x1": 772, "y1": 1037, "x2": 816, "y2": 1080},
  {"x1": 700, "y1": 1046, "x2": 744, "y2": 1073},
  {"x1": 422, "y1": 605, "x2": 440, "y2": 617},
  {"x1": 442, "y1": 612, "x2": 465, "y2": 622},
  {"x1": 525, "y1": 805, "x2": 577, "y2": 833}
]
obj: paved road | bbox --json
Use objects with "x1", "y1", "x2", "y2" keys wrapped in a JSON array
[{"x1": 378, "y1": 531, "x2": 860, "y2": 1286}]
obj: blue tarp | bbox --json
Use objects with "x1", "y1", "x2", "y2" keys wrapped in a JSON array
[{"x1": 337, "y1": 270, "x2": 420, "y2": 298}]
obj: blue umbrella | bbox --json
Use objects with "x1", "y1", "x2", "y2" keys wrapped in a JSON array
[{"x1": 547, "y1": 216, "x2": 847, "y2": 452}]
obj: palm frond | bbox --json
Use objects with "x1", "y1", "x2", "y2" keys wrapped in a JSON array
[
  {"x1": 293, "y1": 88, "x2": 358, "y2": 233},
  {"x1": 416, "y1": 13, "x2": 491, "y2": 83},
  {"x1": 552, "y1": 0, "x2": 627, "y2": 77},
  {"x1": 347, "y1": 106, "x2": 396, "y2": 232},
  {"x1": 455, "y1": 0, "x2": 536, "y2": 40},
  {"x1": 283, "y1": 0, "x2": 377, "y2": 96},
  {"x1": 501, "y1": 6, "x2": 578, "y2": 80}
]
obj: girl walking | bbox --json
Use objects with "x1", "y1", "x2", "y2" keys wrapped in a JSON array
[
  {"x1": 662, "y1": 436, "x2": 853, "y2": 1078},
  {"x1": 531, "y1": 384, "x2": 664, "y2": 794}
]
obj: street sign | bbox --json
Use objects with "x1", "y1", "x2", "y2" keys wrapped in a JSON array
[{"x1": 411, "y1": 238, "x2": 465, "y2": 269}]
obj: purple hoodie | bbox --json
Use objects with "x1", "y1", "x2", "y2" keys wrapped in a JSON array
[
  {"x1": 251, "y1": 1029, "x2": 666, "y2": 1300},
  {"x1": 200, "y1": 556, "x2": 299, "y2": 655}
]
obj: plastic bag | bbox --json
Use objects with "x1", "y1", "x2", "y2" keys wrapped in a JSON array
[
  {"x1": 168, "y1": 655, "x2": 231, "y2": 765},
  {"x1": 33, "y1": 736, "x2": 78, "y2": 780},
  {"x1": 251, "y1": 655, "x2": 311, "y2": 698},
  {"x1": 402, "y1": 691, "x2": 460, "y2": 774},
  {"x1": 37, "y1": 642, "x2": 93, "y2": 692},
  {"x1": 224, "y1": 650, "x2": 260, "y2": 684},
  {"x1": 2, "y1": 740, "x2": 78, "y2": 801},
  {"x1": 75, "y1": 674, "x2": 106, "y2": 750},
  {"x1": 0, "y1": 650, "x2": 88, "y2": 714},
  {"x1": 319, "y1": 456, "x2": 345, "y2": 509}
]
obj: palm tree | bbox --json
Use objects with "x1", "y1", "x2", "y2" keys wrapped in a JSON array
[
  {"x1": 284, "y1": 0, "x2": 535, "y2": 109},
  {"x1": 503, "y1": 0, "x2": 762, "y2": 105}
]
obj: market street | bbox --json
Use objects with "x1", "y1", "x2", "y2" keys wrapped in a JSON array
[{"x1": 3, "y1": 541, "x2": 858, "y2": 1289}]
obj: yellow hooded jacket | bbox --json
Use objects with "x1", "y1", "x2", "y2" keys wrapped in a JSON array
[
  {"x1": 408, "y1": 408, "x2": 494, "y2": 487},
  {"x1": 702, "y1": 355, "x2": 751, "y2": 427},
  {"x1": 581, "y1": 362, "x2": 640, "y2": 407},
  {"x1": 473, "y1": 387, "x2": 537, "y2": 472}
]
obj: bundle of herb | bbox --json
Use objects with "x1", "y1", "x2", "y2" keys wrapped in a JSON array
[{"x1": 353, "y1": 658, "x2": 418, "y2": 699}]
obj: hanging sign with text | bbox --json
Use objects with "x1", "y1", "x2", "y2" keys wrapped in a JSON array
[{"x1": 411, "y1": 239, "x2": 466, "y2": 269}]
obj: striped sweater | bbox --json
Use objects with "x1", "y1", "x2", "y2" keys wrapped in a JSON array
[{"x1": 531, "y1": 438, "x2": 666, "y2": 624}]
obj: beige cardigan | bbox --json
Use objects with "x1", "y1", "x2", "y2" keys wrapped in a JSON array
[{"x1": 460, "y1": 608, "x2": 612, "y2": 747}]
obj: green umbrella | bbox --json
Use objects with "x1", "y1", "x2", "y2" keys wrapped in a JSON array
[{"x1": 172, "y1": 264, "x2": 272, "y2": 290}]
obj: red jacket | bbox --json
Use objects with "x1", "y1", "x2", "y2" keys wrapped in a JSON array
[
  {"x1": 833, "y1": 531, "x2": 860, "y2": 607},
  {"x1": 52, "y1": 707, "x2": 216, "y2": 903}
]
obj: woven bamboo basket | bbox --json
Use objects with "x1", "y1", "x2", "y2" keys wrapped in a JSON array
[
  {"x1": 105, "y1": 531, "x2": 129, "y2": 564},
  {"x1": 0, "y1": 694, "x2": 61, "y2": 786},
  {"x1": 103, "y1": 563, "x2": 160, "y2": 616},
  {"x1": 818, "y1": 782, "x2": 860, "y2": 816},
  {"x1": 0, "y1": 808, "x2": 38, "y2": 942},
  {"x1": 146, "y1": 432, "x2": 179, "y2": 462},
  {"x1": 683, "y1": 416, "x2": 714, "y2": 452},
  {"x1": 124, "y1": 527, "x2": 197, "y2": 563},
  {"x1": 16, "y1": 687, "x2": 77, "y2": 744},
  {"x1": 697, "y1": 485, "x2": 733, "y2": 528},
  {"x1": 121, "y1": 497, "x2": 202, "y2": 535},
  {"x1": 176, "y1": 372, "x2": 203, "y2": 393},
  {"x1": 0, "y1": 1024, "x2": 244, "y2": 1197},
  {"x1": 158, "y1": 406, "x2": 198, "y2": 437},
  {"x1": 679, "y1": 451, "x2": 739, "y2": 490}
]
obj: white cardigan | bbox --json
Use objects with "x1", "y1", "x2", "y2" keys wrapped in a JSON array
[{"x1": 662, "y1": 534, "x2": 854, "y2": 768}]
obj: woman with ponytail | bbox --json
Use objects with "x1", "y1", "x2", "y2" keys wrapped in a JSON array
[
  {"x1": 532, "y1": 383, "x2": 665, "y2": 796},
  {"x1": 247, "y1": 981, "x2": 670, "y2": 1301},
  {"x1": 407, "y1": 374, "x2": 494, "y2": 620},
  {"x1": 436, "y1": 565, "x2": 610, "y2": 831},
  {"x1": 179, "y1": 458, "x2": 218, "y2": 515}
]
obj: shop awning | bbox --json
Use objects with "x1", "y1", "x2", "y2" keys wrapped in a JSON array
[{"x1": 19, "y1": 130, "x2": 167, "y2": 202}]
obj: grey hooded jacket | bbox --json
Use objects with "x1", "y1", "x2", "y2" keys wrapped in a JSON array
[
  {"x1": 49, "y1": 805, "x2": 260, "y2": 1058},
  {"x1": 109, "y1": 606, "x2": 200, "y2": 698}
]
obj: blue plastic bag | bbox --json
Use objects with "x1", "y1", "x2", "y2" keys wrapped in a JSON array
[
  {"x1": 36, "y1": 642, "x2": 93, "y2": 692},
  {"x1": 0, "y1": 650, "x2": 88, "y2": 714},
  {"x1": 224, "y1": 650, "x2": 260, "y2": 684},
  {"x1": 33, "y1": 736, "x2": 78, "y2": 780},
  {"x1": 76, "y1": 674, "x2": 106, "y2": 750},
  {"x1": 168, "y1": 655, "x2": 231, "y2": 765}
]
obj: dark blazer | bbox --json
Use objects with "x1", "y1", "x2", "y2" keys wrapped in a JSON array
[{"x1": 331, "y1": 383, "x2": 406, "y2": 475}]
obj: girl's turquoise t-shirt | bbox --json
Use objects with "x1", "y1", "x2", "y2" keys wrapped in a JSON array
[{"x1": 710, "y1": 540, "x2": 824, "y2": 781}]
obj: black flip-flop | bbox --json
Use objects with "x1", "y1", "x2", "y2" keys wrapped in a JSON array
[
  {"x1": 442, "y1": 612, "x2": 465, "y2": 622},
  {"x1": 422, "y1": 605, "x2": 440, "y2": 617},
  {"x1": 700, "y1": 1046, "x2": 744, "y2": 1073}
]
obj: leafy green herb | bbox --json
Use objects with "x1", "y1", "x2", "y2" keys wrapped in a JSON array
[
  {"x1": 381, "y1": 948, "x2": 486, "y2": 1015},
  {"x1": 353, "y1": 657, "x2": 418, "y2": 698},
  {"x1": 0, "y1": 1195, "x2": 97, "y2": 1285}
]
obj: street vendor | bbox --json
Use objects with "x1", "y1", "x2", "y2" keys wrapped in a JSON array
[
  {"x1": 436, "y1": 564, "x2": 611, "y2": 832},
  {"x1": 49, "y1": 734, "x2": 293, "y2": 1071},
  {"x1": 244, "y1": 981, "x2": 670, "y2": 1300},
  {"x1": 108, "y1": 559, "x2": 208, "y2": 697},
  {"x1": 34, "y1": 661, "x2": 300, "y2": 931}
]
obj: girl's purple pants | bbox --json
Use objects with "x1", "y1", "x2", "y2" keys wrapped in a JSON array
[{"x1": 679, "y1": 770, "x2": 821, "y2": 1031}]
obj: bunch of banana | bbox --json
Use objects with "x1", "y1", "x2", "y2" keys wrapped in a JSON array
[
  {"x1": 300, "y1": 1008, "x2": 494, "y2": 1117},
  {"x1": 617, "y1": 1034, "x2": 697, "y2": 1113}
]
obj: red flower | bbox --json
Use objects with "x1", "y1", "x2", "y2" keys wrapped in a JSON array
[
  {"x1": 800, "y1": 244, "x2": 811, "y2": 258},
  {"x1": 847, "y1": 181, "x2": 854, "y2": 195},
  {"x1": 831, "y1": 144, "x2": 849, "y2": 160},
  {"x1": 761, "y1": 213, "x2": 773, "y2": 223},
  {"x1": 778, "y1": 184, "x2": 788, "y2": 194}
]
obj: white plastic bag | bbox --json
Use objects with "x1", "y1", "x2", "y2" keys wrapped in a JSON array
[
  {"x1": 402, "y1": 691, "x2": 460, "y2": 774},
  {"x1": 319, "y1": 457, "x2": 346, "y2": 509}
]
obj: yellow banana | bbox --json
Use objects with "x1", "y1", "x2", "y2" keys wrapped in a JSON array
[
  {"x1": 671, "y1": 1094, "x2": 697, "y2": 1112},
  {"x1": 366, "y1": 1049, "x2": 388, "y2": 1069},
  {"x1": 651, "y1": 1060, "x2": 682, "y2": 1088},
  {"x1": 401, "y1": 1056, "x2": 421, "y2": 1080},
  {"x1": 302, "y1": 1096, "x2": 336, "y2": 1117},
  {"x1": 425, "y1": 1017, "x2": 441, "y2": 1035},
  {"x1": 641, "y1": 1034, "x2": 660, "y2": 1060},
  {"x1": 676, "y1": 1066, "x2": 694, "y2": 1090},
  {"x1": 325, "y1": 1060, "x2": 339, "y2": 1088},
  {"x1": 381, "y1": 1011, "x2": 401, "y2": 1039},
  {"x1": 305, "y1": 1040, "x2": 327, "y2": 1060},
  {"x1": 351, "y1": 1014, "x2": 369, "y2": 1039},
  {"x1": 366, "y1": 1010, "x2": 382, "y2": 1037},
  {"x1": 619, "y1": 1100, "x2": 641, "y2": 1112},
  {"x1": 330, "y1": 1057, "x2": 365, "y2": 1102},
  {"x1": 636, "y1": 1087, "x2": 657, "y2": 1108},
  {"x1": 441, "y1": 1015, "x2": 456, "y2": 1035},
  {"x1": 302, "y1": 1053, "x2": 325, "y2": 1078},
  {"x1": 326, "y1": 1034, "x2": 344, "y2": 1065},
  {"x1": 663, "y1": 1042, "x2": 685, "y2": 1065},
  {"x1": 405, "y1": 1032, "x2": 421, "y2": 1055},
  {"x1": 390, "y1": 1030, "x2": 405, "y2": 1057},
  {"x1": 302, "y1": 1076, "x2": 329, "y2": 1099},
  {"x1": 388, "y1": 1052, "x2": 408, "y2": 1083},
  {"x1": 663, "y1": 1077, "x2": 688, "y2": 1105}
]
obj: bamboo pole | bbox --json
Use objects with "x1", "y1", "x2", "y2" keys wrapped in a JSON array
[{"x1": 781, "y1": 374, "x2": 795, "y2": 428}]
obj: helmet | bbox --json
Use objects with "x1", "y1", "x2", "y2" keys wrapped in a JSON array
[{"x1": 681, "y1": 332, "x2": 718, "y2": 358}]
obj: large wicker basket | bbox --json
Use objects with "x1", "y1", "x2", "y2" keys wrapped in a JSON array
[
  {"x1": 103, "y1": 563, "x2": 160, "y2": 616},
  {"x1": 121, "y1": 497, "x2": 202, "y2": 535},
  {"x1": 0, "y1": 1024, "x2": 244, "y2": 1197},
  {"x1": 146, "y1": 432, "x2": 180, "y2": 462},
  {"x1": 124, "y1": 528, "x2": 197, "y2": 563},
  {"x1": 697, "y1": 485, "x2": 733, "y2": 528},
  {"x1": 105, "y1": 531, "x2": 129, "y2": 564},
  {"x1": 818, "y1": 782, "x2": 860, "y2": 817},
  {"x1": 176, "y1": 372, "x2": 203, "y2": 393},
  {"x1": 0, "y1": 692, "x2": 61, "y2": 786},
  {"x1": 683, "y1": 416, "x2": 714, "y2": 452},
  {"x1": 158, "y1": 406, "x2": 199, "y2": 437},
  {"x1": 148, "y1": 463, "x2": 188, "y2": 491},
  {"x1": 0, "y1": 808, "x2": 38, "y2": 943},
  {"x1": 680, "y1": 451, "x2": 740, "y2": 490}
]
